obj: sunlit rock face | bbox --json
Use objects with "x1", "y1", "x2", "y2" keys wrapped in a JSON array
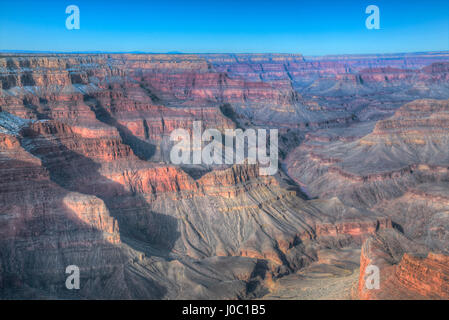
[
  {"x1": 0, "y1": 52, "x2": 448, "y2": 299},
  {"x1": 357, "y1": 229, "x2": 449, "y2": 300},
  {"x1": 286, "y1": 98, "x2": 449, "y2": 299}
]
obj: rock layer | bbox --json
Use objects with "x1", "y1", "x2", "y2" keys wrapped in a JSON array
[
  {"x1": 357, "y1": 230, "x2": 449, "y2": 300},
  {"x1": 1, "y1": 52, "x2": 449, "y2": 299}
]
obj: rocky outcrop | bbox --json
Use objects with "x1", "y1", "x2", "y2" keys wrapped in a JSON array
[
  {"x1": 0, "y1": 126, "x2": 125, "y2": 298},
  {"x1": 357, "y1": 230, "x2": 449, "y2": 299},
  {"x1": 286, "y1": 99, "x2": 449, "y2": 207}
]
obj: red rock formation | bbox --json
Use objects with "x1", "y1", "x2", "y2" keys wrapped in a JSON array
[{"x1": 358, "y1": 230, "x2": 449, "y2": 300}]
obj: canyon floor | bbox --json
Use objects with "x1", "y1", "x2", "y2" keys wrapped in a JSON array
[{"x1": 0, "y1": 52, "x2": 449, "y2": 299}]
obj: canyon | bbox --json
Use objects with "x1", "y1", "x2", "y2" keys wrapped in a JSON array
[{"x1": 0, "y1": 51, "x2": 448, "y2": 299}]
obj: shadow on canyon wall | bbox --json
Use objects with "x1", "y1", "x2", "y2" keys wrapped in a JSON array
[
  {"x1": 19, "y1": 126, "x2": 180, "y2": 256},
  {"x1": 0, "y1": 157, "x2": 168, "y2": 299},
  {"x1": 83, "y1": 95, "x2": 157, "y2": 161}
]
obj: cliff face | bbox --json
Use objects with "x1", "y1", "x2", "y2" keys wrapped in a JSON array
[
  {"x1": 4, "y1": 52, "x2": 448, "y2": 136},
  {"x1": 286, "y1": 100, "x2": 449, "y2": 260},
  {"x1": 357, "y1": 230, "x2": 449, "y2": 300},
  {"x1": 0, "y1": 127, "x2": 124, "y2": 298},
  {"x1": 203, "y1": 53, "x2": 449, "y2": 128},
  {"x1": 1, "y1": 52, "x2": 449, "y2": 299},
  {"x1": 286, "y1": 99, "x2": 449, "y2": 206},
  {"x1": 283, "y1": 96, "x2": 449, "y2": 300}
]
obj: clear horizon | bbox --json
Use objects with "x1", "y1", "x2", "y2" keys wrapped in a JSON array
[
  {"x1": 0, "y1": 0, "x2": 448, "y2": 55},
  {"x1": 1, "y1": 49, "x2": 449, "y2": 57}
]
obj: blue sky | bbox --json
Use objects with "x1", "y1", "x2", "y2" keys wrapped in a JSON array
[{"x1": 0, "y1": 0, "x2": 448, "y2": 55}]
